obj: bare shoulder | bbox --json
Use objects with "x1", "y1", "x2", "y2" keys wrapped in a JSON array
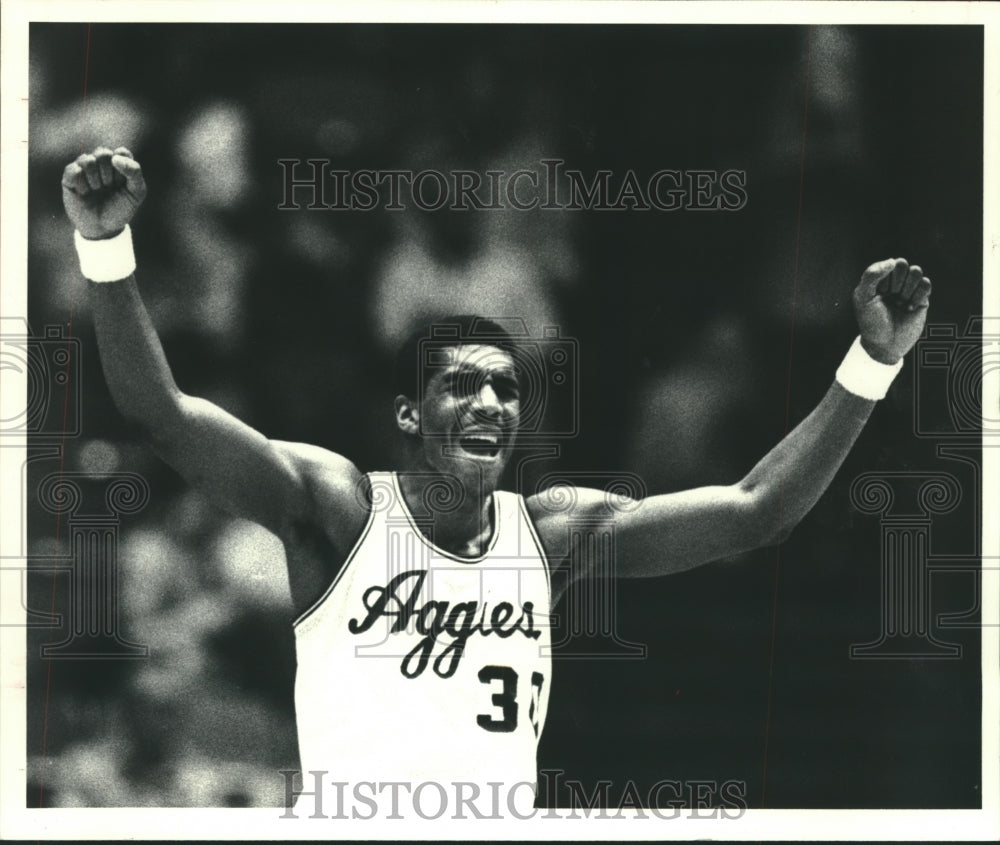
[
  {"x1": 524, "y1": 484, "x2": 615, "y2": 563},
  {"x1": 267, "y1": 443, "x2": 370, "y2": 617},
  {"x1": 272, "y1": 441, "x2": 370, "y2": 545},
  {"x1": 274, "y1": 440, "x2": 363, "y2": 481}
]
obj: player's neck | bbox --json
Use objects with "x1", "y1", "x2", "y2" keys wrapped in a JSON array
[{"x1": 396, "y1": 469, "x2": 497, "y2": 559}]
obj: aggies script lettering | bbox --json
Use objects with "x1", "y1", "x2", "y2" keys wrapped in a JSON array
[{"x1": 348, "y1": 569, "x2": 540, "y2": 680}]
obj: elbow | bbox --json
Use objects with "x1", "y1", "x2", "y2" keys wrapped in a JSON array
[
  {"x1": 760, "y1": 521, "x2": 797, "y2": 548},
  {"x1": 755, "y1": 507, "x2": 800, "y2": 547},
  {"x1": 118, "y1": 411, "x2": 167, "y2": 451},
  {"x1": 735, "y1": 483, "x2": 799, "y2": 549},
  {"x1": 117, "y1": 391, "x2": 185, "y2": 444}
]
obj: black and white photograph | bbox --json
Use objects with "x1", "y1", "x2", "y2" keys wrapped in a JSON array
[{"x1": 1, "y1": 1, "x2": 997, "y2": 840}]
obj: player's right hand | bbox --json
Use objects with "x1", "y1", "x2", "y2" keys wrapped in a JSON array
[{"x1": 61, "y1": 146, "x2": 147, "y2": 240}]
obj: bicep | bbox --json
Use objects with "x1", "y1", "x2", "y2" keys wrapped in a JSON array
[
  {"x1": 612, "y1": 485, "x2": 763, "y2": 577},
  {"x1": 533, "y1": 484, "x2": 764, "y2": 585},
  {"x1": 147, "y1": 394, "x2": 310, "y2": 533}
]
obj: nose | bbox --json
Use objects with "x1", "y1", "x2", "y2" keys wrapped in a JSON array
[{"x1": 475, "y1": 381, "x2": 503, "y2": 418}]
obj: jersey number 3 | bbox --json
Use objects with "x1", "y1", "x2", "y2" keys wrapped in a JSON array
[{"x1": 477, "y1": 665, "x2": 544, "y2": 736}]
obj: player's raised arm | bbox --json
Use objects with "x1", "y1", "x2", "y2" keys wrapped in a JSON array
[
  {"x1": 531, "y1": 258, "x2": 932, "y2": 582},
  {"x1": 62, "y1": 146, "x2": 355, "y2": 536}
]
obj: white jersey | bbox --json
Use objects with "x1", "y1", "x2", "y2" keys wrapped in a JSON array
[{"x1": 293, "y1": 471, "x2": 553, "y2": 796}]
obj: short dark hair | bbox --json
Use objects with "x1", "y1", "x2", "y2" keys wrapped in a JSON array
[{"x1": 392, "y1": 315, "x2": 519, "y2": 401}]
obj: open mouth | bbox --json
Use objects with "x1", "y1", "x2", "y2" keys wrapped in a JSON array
[{"x1": 457, "y1": 432, "x2": 501, "y2": 460}]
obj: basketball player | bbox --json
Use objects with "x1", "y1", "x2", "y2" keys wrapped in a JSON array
[{"x1": 61, "y1": 146, "x2": 932, "y2": 811}]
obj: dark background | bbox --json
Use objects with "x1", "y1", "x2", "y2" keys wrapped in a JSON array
[{"x1": 25, "y1": 23, "x2": 983, "y2": 808}]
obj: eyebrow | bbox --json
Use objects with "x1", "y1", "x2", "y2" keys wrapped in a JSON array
[
  {"x1": 443, "y1": 363, "x2": 518, "y2": 378},
  {"x1": 441, "y1": 364, "x2": 520, "y2": 389}
]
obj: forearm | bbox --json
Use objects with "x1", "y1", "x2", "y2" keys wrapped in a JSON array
[
  {"x1": 89, "y1": 275, "x2": 183, "y2": 432},
  {"x1": 63, "y1": 147, "x2": 319, "y2": 533},
  {"x1": 581, "y1": 259, "x2": 929, "y2": 576},
  {"x1": 739, "y1": 380, "x2": 877, "y2": 542}
]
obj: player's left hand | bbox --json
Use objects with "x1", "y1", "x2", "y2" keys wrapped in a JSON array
[{"x1": 852, "y1": 257, "x2": 932, "y2": 364}]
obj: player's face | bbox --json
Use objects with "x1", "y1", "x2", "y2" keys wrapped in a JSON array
[{"x1": 415, "y1": 344, "x2": 521, "y2": 479}]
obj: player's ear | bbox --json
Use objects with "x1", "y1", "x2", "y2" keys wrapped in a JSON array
[{"x1": 394, "y1": 394, "x2": 420, "y2": 435}]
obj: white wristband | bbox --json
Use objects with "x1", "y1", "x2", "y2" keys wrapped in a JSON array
[
  {"x1": 74, "y1": 225, "x2": 136, "y2": 283},
  {"x1": 835, "y1": 335, "x2": 903, "y2": 400}
]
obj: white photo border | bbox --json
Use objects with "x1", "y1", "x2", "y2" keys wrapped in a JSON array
[{"x1": 2, "y1": 1, "x2": 997, "y2": 840}]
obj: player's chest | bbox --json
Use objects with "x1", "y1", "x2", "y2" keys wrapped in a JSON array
[{"x1": 344, "y1": 559, "x2": 548, "y2": 679}]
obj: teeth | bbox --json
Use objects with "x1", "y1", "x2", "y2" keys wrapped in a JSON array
[
  {"x1": 458, "y1": 432, "x2": 501, "y2": 458},
  {"x1": 462, "y1": 433, "x2": 498, "y2": 444}
]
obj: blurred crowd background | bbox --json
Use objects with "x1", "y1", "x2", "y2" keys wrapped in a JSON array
[{"x1": 24, "y1": 24, "x2": 983, "y2": 808}]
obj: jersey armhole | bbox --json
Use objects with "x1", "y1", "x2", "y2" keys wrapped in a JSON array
[
  {"x1": 517, "y1": 494, "x2": 554, "y2": 610},
  {"x1": 292, "y1": 480, "x2": 377, "y2": 631}
]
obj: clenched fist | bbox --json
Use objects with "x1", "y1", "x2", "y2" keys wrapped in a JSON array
[
  {"x1": 853, "y1": 258, "x2": 932, "y2": 365},
  {"x1": 62, "y1": 146, "x2": 147, "y2": 240}
]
